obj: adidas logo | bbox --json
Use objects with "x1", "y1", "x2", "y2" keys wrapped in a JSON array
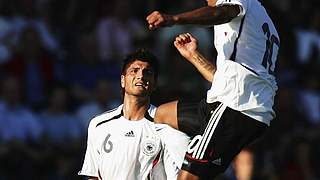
[
  {"x1": 211, "y1": 158, "x2": 222, "y2": 166},
  {"x1": 125, "y1": 130, "x2": 135, "y2": 137}
]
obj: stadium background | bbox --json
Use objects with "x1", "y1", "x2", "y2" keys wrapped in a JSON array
[{"x1": 0, "y1": 0, "x2": 319, "y2": 179}]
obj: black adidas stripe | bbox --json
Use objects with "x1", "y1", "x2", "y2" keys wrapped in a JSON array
[
  {"x1": 96, "y1": 112, "x2": 122, "y2": 127},
  {"x1": 145, "y1": 112, "x2": 154, "y2": 122}
]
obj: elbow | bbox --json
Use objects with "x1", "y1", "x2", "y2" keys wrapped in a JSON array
[{"x1": 213, "y1": 5, "x2": 240, "y2": 24}]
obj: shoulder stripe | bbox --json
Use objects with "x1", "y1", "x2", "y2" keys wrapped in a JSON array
[
  {"x1": 96, "y1": 112, "x2": 122, "y2": 127},
  {"x1": 100, "y1": 107, "x2": 118, "y2": 115},
  {"x1": 155, "y1": 127, "x2": 165, "y2": 131},
  {"x1": 91, "y1": 107, "x2": 119, "y2": 120},
  {"x1": 145, "y1": 112, "x2": 154, "y2": 122},
  {"x1": 96, "y1": 108, "x2": 153, "y2": 126},
  {"x1": 230, "y1": 15, "x2": 246, "y2": 61}
]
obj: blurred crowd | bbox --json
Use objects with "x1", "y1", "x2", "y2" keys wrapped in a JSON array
[{"x1": 0, "y1": 0, "x2": 319, "y2": 179}]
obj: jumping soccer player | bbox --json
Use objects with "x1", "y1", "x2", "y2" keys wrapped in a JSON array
[{"x1": 147, "y1": 0, "x2": 280, "y2": 179}]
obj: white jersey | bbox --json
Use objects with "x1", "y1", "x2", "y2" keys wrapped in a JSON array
[
  {"x1": 79, "y1": 104, "x2": 189, "y2": 180},
  {"x1": 207, "y1": 0, "x2": 280, "y2": 125}
]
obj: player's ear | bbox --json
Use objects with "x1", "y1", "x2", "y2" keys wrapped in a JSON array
[{"x1": 121, "y1": 75, "x2": 125, "y2": 88}]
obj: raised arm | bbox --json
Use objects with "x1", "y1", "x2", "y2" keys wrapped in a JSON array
[
  {"x1": 174, "y1": 33, "x2": 215, "y2": 82},
  {"x1": 146, "y1": 5, "x2": 240, "y2": 30}
]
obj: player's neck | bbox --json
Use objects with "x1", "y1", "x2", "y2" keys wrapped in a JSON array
[{"x1": 122, "y1": 96, "x2": 150, "y2": 121}]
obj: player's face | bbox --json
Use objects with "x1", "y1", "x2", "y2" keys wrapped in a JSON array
[
  {"x1": 206, "y1": 0, "x2": 217, "y2": 6},
  {"x1": 121, "y1": 60, "x2": 156, "y2": 97}
]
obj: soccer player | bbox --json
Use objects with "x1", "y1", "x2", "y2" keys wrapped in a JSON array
[
  {"x1": 146, "y1": 0, "x2": 280, "y2": 179},
  {"x1": 78, "y1": 49, "x2": 189, "y2": 179}
]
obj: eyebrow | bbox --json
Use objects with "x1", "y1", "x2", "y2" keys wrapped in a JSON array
[{"x1": 128, "y1": 66, "x2": 153, "y2": 71}]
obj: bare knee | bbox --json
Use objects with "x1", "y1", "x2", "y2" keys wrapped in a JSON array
[
  {"x1": 154, "y1": 100, "x2": 178, "y2": 129},
  {"x1": 233, "y1": 149, "x2": 254, "y2": 180}
]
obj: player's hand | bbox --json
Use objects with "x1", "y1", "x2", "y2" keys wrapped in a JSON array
[
  {"x1": 174, "y1": 33, "x2": 198, "y2": 59},
  {"x1": 146, "y1": 11, "x2": 175, "y2": 30}
]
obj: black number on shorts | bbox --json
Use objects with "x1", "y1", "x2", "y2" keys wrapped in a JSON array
[
  {"x1": 261, "y1": 23, "x2": 280, "y2": 75},
  {"x1": 103, "y1": 134, "x2": 113, "y2": 153}
]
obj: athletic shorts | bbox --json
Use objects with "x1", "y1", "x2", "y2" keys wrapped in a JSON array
[{"x1": 177, "y1": 99, "x2": 268, "y2": 179}]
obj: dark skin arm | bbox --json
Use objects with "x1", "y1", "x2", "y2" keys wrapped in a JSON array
[{"x1": 146, "y1": 5, "x2": 240, "y2": 30}]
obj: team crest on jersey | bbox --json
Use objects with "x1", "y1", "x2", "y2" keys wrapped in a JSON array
[{"x1": 142, "y1": 137, "x2": 159, "y2": 156}]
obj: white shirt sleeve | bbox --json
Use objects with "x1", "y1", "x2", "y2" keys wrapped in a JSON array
[
  {"x1": 78, "y1": 120, "x2": 99, "y2": 177},
  {"x1": 149, "y1": 152, "x2": 167, "y2": 180},
  {"x1": 216, "y1": 0, "x2": 249, "y2": 16},
  {"x1": 156, "y1": 125, "x2": 190, "y2": 179}
]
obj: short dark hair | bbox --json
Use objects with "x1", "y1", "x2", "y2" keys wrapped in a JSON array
[{"x1": 121, "y1": 48, "x2": 159, "y2": 81}]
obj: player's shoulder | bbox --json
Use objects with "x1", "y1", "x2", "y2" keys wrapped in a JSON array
[
  {"x1": 154, "y1": 124, "x2": 189, "y2": 137},
  {"x1": 89, "y1": 105, "x2": 123, "y2": 128},
  {"x1": 148, "y1": 104, "x2": 157, "y2": 118},
  {"x1": 143, "y1": 104, "x2": 157, "y2": 123}
]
